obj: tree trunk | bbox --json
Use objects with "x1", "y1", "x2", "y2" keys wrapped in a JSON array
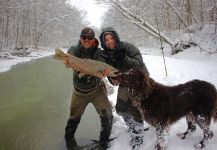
[
  {"x1": 185, "y1": 0, "x2": 192, "y2": 25},
  {"x1": 27, "y1": 0, "x2": 31, "y2": 47},
  {"x1": 5, "y1": 1, "x2": 10, "y2": 48},
  {"x1": 177, "y1": 1, "x2": 181, "y2": 30},
  {"x1": 165, "y1": 0, "x2": 188, "y2": 28},
  {"x1": 165, "y1": 4, "x2": 171, "y2": 30},
  {"x1": 0, "y1": 12, "x2": 3, "y2": 50},
  {"x1": 200, "y1": 0, "x2": 204, "y2": 22},
  {"x1": 33, "y1": 0, "x2": 37, "y2": 49}
]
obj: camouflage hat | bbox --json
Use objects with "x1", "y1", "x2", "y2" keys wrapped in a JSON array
[{"x1": 80, "y1": 27, "x2": 95, "y2": 37}]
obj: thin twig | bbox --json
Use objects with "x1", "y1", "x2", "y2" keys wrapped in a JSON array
[{"x1": 154, "y1": 8, "x2": 168, "y2": 77}]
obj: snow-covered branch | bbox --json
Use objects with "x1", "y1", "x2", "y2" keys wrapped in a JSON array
[
  {"x1": 111, "y1": 4, "x2": 158, "y2": 38},
  {"x1": 207, "y1": 3, "x2": 217, "y2": 12},
  {"x1": 35, "y1": 13, "x2": 79, "y2": 48},
  {"x1": 109, "y1": 0, "x2": 175, "y2": 46}
]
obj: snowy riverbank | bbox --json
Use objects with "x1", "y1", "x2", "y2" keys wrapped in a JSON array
[
  {"x1": 1, "y1": 47, "x2": 217, "y2": 150},
  {"x1": 0, "y1": 48, "x2": 53, "y2": 73}
]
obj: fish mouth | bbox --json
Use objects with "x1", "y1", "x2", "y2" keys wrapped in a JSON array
[{"x1": 108, "y1": 77, "x2": 120, "y2": 86}]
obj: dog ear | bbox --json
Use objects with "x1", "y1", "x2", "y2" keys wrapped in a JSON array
[
  {"x1": 133, "y1": 70, "x2": 148, "y2": 95},
  {"x1": 141, "y1": 74, "x2": 155, "y2": 96}
]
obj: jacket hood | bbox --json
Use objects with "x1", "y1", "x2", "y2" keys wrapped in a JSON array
[{"x1": 99, "y1": 27, "x2": 121, "y2": 50}]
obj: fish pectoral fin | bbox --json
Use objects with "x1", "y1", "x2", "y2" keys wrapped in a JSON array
[
  {"x1": 95, "y1": 72, "x2": 104, "y2": 79},
  {"x1": 94, "y1": 69, "x2": 106, "y2": 79}
]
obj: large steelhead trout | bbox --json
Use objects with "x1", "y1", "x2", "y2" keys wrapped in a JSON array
[{"x1": 54, "y1": 48, "x2": 118, "y2": 78}]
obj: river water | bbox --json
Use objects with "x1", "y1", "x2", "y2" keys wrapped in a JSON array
[{"x1": 0, "y1": 56, "x2": 100, "y2": 150}]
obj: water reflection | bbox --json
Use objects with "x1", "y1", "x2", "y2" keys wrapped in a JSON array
[{"x1": 0, "y1": 56, "x2": 100, "y2": 150}]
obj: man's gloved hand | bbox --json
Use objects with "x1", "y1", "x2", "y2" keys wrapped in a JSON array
[{"x1": 114, "y1": 44, "x2": 126, "y2": 64}]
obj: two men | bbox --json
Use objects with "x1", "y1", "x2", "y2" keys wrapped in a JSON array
[{"x1": 64, "y1": 26, "x2": 150, "y2": 150}]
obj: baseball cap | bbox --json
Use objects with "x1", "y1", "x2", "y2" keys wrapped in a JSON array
[{"x1": 80, "y1": 27, "x2": 95, "y2": 37}]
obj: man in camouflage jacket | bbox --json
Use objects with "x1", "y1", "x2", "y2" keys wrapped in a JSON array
[{"x1": 64, "y1": 27, "x2": 113, "y2": 150}]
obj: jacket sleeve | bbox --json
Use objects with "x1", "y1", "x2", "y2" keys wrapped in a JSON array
[
  {"x1": 121, "y1": 42, "x2": 150, "y2": 75},
  {"x1": 96, "y1": 49, "x2": 107, "y2": 63},
  {"x1": 122, "y1": 42, "x2": 144, "y2": 69},
  {"x1": 67, "y1": 46, "x2": 77, "y2": 56}
]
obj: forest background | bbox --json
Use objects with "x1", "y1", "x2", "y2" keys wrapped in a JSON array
[{"x1": 0, "y1": 0, "x2": 216, "y2": 56}]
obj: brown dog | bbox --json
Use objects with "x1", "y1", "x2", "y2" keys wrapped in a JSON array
[{"x1": 110, "y1": 69, "x2": 217, "y2": 150}]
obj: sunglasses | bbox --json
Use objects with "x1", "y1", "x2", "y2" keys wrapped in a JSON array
[{"x1": 80, "y1": 36, "x2": 94, "y2": 40}]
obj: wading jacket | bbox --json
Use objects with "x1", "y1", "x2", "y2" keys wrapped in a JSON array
[
  {"x1": 67, "y1": 39, "x2": 105, "y2": 93},
  {"x1": 99, "y1": 27, "x2": 149, "y2": 75}
]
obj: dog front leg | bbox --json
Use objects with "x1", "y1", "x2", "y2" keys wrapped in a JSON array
[{"x1": 155, "y1": 124, "x2": 169, "y2": 150}]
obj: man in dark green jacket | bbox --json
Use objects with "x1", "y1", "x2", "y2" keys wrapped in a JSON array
[
  {"x1": 99, "y1": 27, "x2": 149, "y2": 149},
  {"x1": 64, "y1": 27, "x2": 113, "y2": 150}
]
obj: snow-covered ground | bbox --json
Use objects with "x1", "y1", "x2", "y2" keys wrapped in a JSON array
[
  {"x1": 0, "y1": 46, "x2": 217, "y2": 150},
  {"x1": 108, "y1": 48, "x2": 217, "y2": 150},
  {"x1": 108, "y1": 24, "x2": 217, "y2": 150},
  {"x1": 0, "y1": 49, "x2": 53, "y2": 73}
]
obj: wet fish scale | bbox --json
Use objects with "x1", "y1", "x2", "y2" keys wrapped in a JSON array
[{"x1": 54, "y1": 48, "x2": 118, "y2": 78}]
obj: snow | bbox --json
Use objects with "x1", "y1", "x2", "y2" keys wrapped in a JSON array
[
  {"x1": 1, "y1": 46, "x2": 217, "y2": 150},
  {"x1": 0, "y1": 49, "x2": 53, "y2": 73}
]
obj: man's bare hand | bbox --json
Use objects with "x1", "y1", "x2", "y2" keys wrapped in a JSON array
[{"x1": 63, "y1": 55, "x2": 77, "y2": 69}]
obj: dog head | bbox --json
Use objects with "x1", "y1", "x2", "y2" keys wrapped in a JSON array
[
  {"x1": 109, "y1": 69, "x2": 142, "y2": 86},
  {"x1": 109, "y1": 69, "x2": 155, "y2": 97}
]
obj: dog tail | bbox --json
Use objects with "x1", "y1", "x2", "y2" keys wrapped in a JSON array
[
  {"x1": 214, "y1": 109, "x2": 217, "y2": 122},
  {"x1": 214, "y1": 95, "x2": 217, "y2": 122}
]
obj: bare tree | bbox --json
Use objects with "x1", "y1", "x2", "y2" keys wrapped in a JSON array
[
  {"x1": 35, "y1": 13, "x2": 79, "y2": 48},
  {"x1": 0, "y1": 0, "x2": 86, "y2": 52},
  {"x1": 98, "y1": 0, "x2": 217, "y2": 55},
  {"x1": 165, "y1": 0, "x2": 188, "y2": 27}
]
